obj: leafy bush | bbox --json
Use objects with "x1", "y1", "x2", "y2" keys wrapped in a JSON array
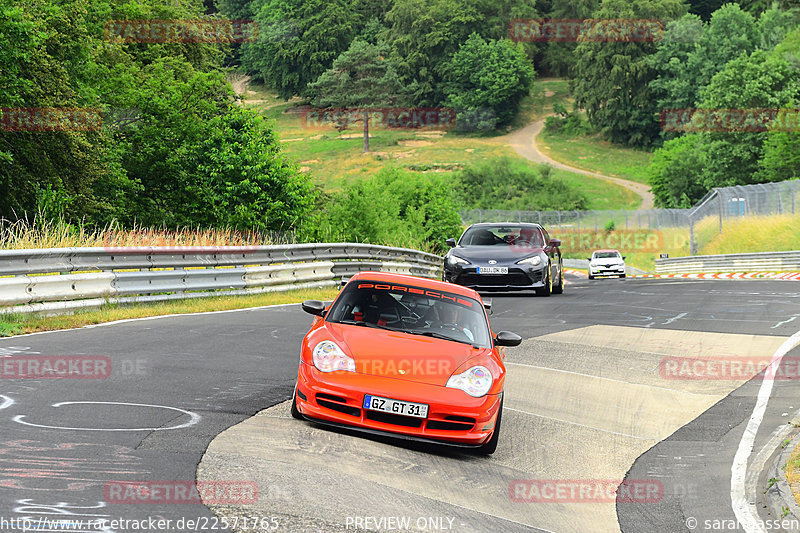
[
  {"x1": 544, "y1": 102, "x2": 592, "y2": 136},
  {"x1": 456, "y1": 157, "x2": 587, "y2": 211},
  {"x1": 315, "y1": 167, "x2": 463, "y2": 254}
]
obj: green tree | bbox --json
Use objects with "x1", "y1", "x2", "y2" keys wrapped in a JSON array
[
  {"x1": 308, "y1": 40, "x2": 407, "y2": 152},
  {"x1": 647, "y1": 14, "x2": 706, "y2": 115},
  {"x1": 759, "y1": 128, "x2": 800, "y2": 182},
  {"x1": 241, "y1": 0, "x2": 359, "y2": 99},
  {"x1": 443, "y1": 34, "x2": 535, "y2": 128},
  {"x1": 695, "y1": 49, "x2": 800, "y2": 188},
  {"x1": 572, "y1": 0, "x2": 687, "y2": 147},
  {"x1": 648, "y1": 134, "x2": 707, "y2": 207},
  {"x1": 540, "y1": 0, "x2": 600, "y2": 76},
  {"x1": 385, "y1": 0, "x2": 538, "y2": 106}
]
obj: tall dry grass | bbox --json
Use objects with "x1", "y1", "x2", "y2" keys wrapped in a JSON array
[
  {"x1": 700, "y1": 214, "x2": 800, "y2": 256},
  {"x1": 0, "y1": 217, "x2": 293, "y2": 250}
]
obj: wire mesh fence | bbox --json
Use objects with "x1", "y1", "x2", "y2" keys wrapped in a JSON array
[{"x1": 460, "y1": 179, "x2": 800, "y2": 255}]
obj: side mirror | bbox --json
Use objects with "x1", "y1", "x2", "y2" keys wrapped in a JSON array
[
  {"x1": 622, "y1": 256, "x2": 627, "y2": 260},
  {"x1": 549, "y1": 238, "x2": 561, "y2": 247},
  {"x1": 302, "y1": 300, "x2": 326, "y2": 316},
  {"x1": 445, "y1": 238, "x2": 456, "y2": 248},
  {"x1": 482, "y1": 298, "x2": 492, "y2": 312},
  {"x1": 340, "y1": 277, "x2": 350, "y2": 288},
  {"x1": 586, "y1": 257, "x2": 592, "y2": 261},
  {"x1": 494, "y1": 331, "x2": 522, "y2": 347}
]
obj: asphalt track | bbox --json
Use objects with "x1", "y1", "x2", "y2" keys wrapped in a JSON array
[{"x1": 1, "y1": 275, "x2": 800, "y2": 533}]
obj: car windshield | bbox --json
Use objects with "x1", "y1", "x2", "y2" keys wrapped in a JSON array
[
  {"x1": 460, "y1": 225, "x2": 543, "y2": 247},
  {"x1": 594, "y1": 252, "x2": 621, "y2": 259},
  {"x1": 326, "y1": 281, "x2": 492, "y2": 348}
]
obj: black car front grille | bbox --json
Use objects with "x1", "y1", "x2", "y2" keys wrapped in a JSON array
[
  {"x1": 458, "y1": 271, "x2": 539, "y2": 286},
  {"x1": 427, "y1": 420, "x2": 475, "y2": 431},
  {"x1": 316, "y1": 394, "x2": 361, "y2": 417}
]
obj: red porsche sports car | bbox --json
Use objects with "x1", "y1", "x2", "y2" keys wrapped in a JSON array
[{"x1": 291, "y1": 271, "x2": 521, "y2": 454}]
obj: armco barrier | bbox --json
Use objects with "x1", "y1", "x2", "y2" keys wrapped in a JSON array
[
  {"x1": 0, "y1": 244, "x2": 443, "y2": 314},
  {"x1": 655, "y1": 251, "x2": 800, "y2": 274}
]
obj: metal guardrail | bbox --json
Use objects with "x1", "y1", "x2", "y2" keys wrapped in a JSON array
[
  {"x1": 0, "y1": 244, "x2": 443, "y2": 314},
  {"x1": 655, "y1": 251, "x2": 800, "y2": 274}
]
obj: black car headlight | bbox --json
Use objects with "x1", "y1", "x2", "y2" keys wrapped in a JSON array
[
  {"x1": 516, "y1": 255, "x2": 542, "y2": 267},
  {"x1": 446, "y1": 254, "x2": 470, "y2": 267}
]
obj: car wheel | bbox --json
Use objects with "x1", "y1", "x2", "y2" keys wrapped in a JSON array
[
  {"x1": 290, "y1": 389, "x2": 304, "y2": 420},
  {"x1": 535, "y1": 264, "x2": 552, "y2": 296},
  {"x1": 588, "y1": 274, "x2": 594, "y2": 280},
  {"x1": 552, "y1": 260, "x2": 564, "y2": 294},
  {"x1": 476, "y1": 397, "x2": 503, "y2": 455},
  {"x1": 620, "y1": 273, "x2": 626, "y2": 279}
]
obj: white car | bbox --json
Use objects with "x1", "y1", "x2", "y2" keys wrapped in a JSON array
[{"x1": 588, "y1": 249, "x2": 626, "y2": 279}]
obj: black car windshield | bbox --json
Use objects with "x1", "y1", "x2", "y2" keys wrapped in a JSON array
[
  {"x1": 460, "y1": 225, "x2": 543, "y2": 247},
  {"x1": 594, "y1": 252, "x2": 621, "y2": 259},
  {"x1": 326, "y1": 281, "x2": 492, "y2": 348}
]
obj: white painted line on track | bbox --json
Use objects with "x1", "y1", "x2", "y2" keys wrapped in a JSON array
[
  {"x1": 505, "y1": 361, "x2": 710, "y2": 395},
  {"x1": 504, "y1": 406, "x2": 660, "y2": 441},
  {"x1": 12, "y1": 401, "x2": 201, "y2": 431},
  {"x1": 663, "y1": 312, "x2": 688, "y2": 325},
  {"x1": 0, "y1": 395, "x2": 13, "y2": 410},
  {"x1": 731, "y1": 329, "x2": 800, "y2": 533},
  {"x1": 0, "y1": 303, "x2": 300, "y2": 339},
  {"x1": 772, "y1": 316, "x2": 798, "y2": 329}
]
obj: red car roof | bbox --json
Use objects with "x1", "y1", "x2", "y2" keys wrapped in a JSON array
[{"x1": 348, "y1": 271, "x2": 482, "y2": 300}]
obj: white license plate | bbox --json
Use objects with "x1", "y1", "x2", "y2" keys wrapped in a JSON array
[
  {"x1": 478, "y1": 267, "x2": 508, "y2": 274},
  {"x1": 363, "y1": 395, "x2": 428, "y2": 419}
]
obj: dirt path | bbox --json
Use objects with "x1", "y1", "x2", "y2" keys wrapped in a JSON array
[{"x1": 507, "y1": 118, "x2": 655, "y2": 210}]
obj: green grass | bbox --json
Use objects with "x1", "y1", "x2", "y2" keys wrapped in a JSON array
[
  {"x1": 0, "y1": 287, "x2": 340, "y2": 337},
  {"x1": 555, "y1": 169, "x2": 639, "y2": 210},
  {"x1": 243, "y1": 81, "x2": 644, "y2": 210},
  {"x1": 700, "y1": 214, "x2": 800, "y2": 256},
  {"x1": 538, "y1": 130, "x2": 654, "y2": 185},
  {"x1": 513, "y1": 78, "x2": 573, "y2": 127}
]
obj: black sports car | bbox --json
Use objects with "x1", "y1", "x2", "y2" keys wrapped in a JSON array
[{"x1": 443, "y1": 223, "x2": 563, "y2": 295}]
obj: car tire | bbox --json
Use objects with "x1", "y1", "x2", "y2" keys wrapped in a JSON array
[
  {"x1": 535, "y1": 264, "x2": 552, "y2": 296},
  {"x1": 290, "y1": 389, "x2": 304, "y2": 420},
  {"x1": 588, "y1": 274, "x2": 594, "y2": 280},
  {"x1": 476, "y1": 398, "x2": 503, "y2": 455},
  {"x1": 552, "y1": 260, "x2": 564, "y2": 294},
  {"x1": 620, "y1": 273, "x2": 626, "y2": 279}
]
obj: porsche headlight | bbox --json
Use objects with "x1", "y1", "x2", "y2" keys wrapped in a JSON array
[
  {"x1": 446, "y1": 365, "x2": 493, "y2": 397},
  {"x1": 312, "y1": 341, "x2": 355, "y2": 373},
  {"x1": 446, "y1": 254, "x2": 469, "y2": 266},
  {"x1": 516, "y1": 255, "x2": 542, "y2": 266}
]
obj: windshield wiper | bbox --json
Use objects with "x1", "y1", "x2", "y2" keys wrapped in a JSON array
[
  {"x1": 406, "y1": 329, "x2": 473, "y2": 345},
  {"x1": 337, "y1": 320, "x2": 399, "y2": 332}
]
